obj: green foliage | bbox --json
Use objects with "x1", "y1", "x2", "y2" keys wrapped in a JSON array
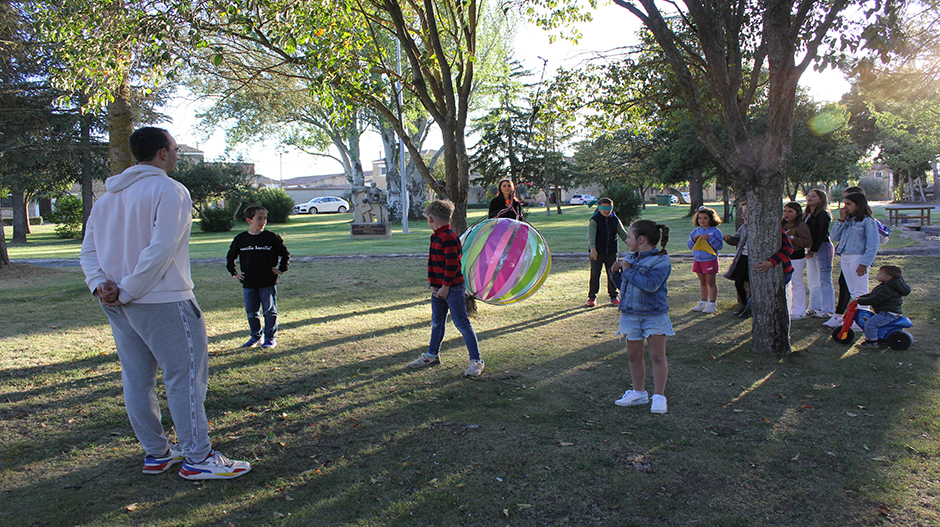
[
  {"x1": 199, "y1": 205, "x2": 236, "y2": 233},
  {"x1": 170, "y1": 161, "x2": 254, "y2": 214},
  {"x1": 248, "y1": 187, "x2": 294, "y2": 224},
  {"x1": 603, "y1": 185, "x2": 644, "y2": 225},
  {"x1": 857, "y1": 177, "x2": 890, "y2": 200},
  {"x1": 47, "y1": 195, "x2": 82, "y2": 238}
]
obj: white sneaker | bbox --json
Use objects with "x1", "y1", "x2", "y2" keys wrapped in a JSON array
[
  {"x1": 702, "y1": 302, "x2": 717, "y2": 314},
  {"x1": 464, "y1": 359, "x2": 484, "y2": 377},
  {"x1": 691, "y1": 300, "x2": 708, "y2": 311},
  {"x1": 822, "y1": 315, "x2": 843, "y2": 328},
  {"x1": 791, "y1": 313, "x2": 805, "y2": 320},
  {"x1": 179, "y1": 451, "x2": 251, "y2": 480},
  {"x1": 651, "y1": 394, "x2": 668, "y2": 414},
  {"x1": 615, "y1": 390, "x2": 649, "y2": 406}
]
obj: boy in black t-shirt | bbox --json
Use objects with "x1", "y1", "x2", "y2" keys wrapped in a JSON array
[{"x1": 226, "y1": 205, "x2": 290, "y2": 348}]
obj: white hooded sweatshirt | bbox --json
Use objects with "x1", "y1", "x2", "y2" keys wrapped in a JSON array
[{"x1": 80, "y1": 164, "x2": 196, "y2": 305}]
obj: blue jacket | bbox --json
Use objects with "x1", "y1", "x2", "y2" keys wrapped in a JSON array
[
  {"x1": 687, "y1": 226, "x2": 723, "y2": 262},
  {"x1": 831, "y1": 216, "x2": 879, "y2": 267},
  {"x1": 612, "y1": 249, "x2": 671, "y2": 315}
]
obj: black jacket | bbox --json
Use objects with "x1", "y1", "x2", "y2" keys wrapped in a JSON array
[
  {"x1": 804, "y1": 210, "x2": 831, "y2": 253},
  {"x1": 489, "y1": 196, "x2": 524, "y2": 219},
  {"x1": 857, "y1": 277, "x2": 911, "y2": 314}
]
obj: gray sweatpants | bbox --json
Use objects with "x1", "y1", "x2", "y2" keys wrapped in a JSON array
[{"x1": 103, "y1": 299, "x2": 211, "y2": 461}]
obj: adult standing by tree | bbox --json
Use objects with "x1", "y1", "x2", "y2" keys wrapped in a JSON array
[{"x1": 80, "y1": 127, "x2": 250, "y2": 480}]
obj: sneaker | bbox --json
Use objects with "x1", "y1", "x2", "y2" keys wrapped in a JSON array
[
  {"x1": 691, "y1": 300, "x2": 708, "y2": 311},
  {"x1": 859, "y1": 340, "x2": 881, "y2": 348},
  {"x1": 822, "y1": 315, "x2": 843, "y2": 328},
  {"x1": 731, "y1": 304, "x2": 746, "y2": 316},
  {"x1": 806, "y1": 309, "x2": 819, "y2": 317},
  {"x1": 464, "y1": 360, "x2": 485, "y2": 377},
  {"x1": 738, "y1": 305, "x2": 752, "y2": 319},
  {"x1": 179, "y1": 451, "x2": 251, "y2": 480},
  {"x1": 261, "y1": 339, "x2": 277, "y2": 349},
  {"x1": 651, "y1": 394, "x2": 668, "y2": 414},
  {"x1": 610, "y1": 297, "x2": 620, "y2": 306},
  {"x1": 791, "y1": 313, "x2": 806, "y2": 320},
  {"x1": 812, "y1": 311, "x2": 833, "y2": 319},
  {"x1": 408, "y1": 354, "x2": 441, "y2": 369},
  {"x1": 702, "y1": 302, "x2": 717, "y2": 314},
  {"x1": 614, "y1": 390, "x2": 649, "y2": 407},
  {"x1": 143, "y1": 444, "x2": 184, "y2": 474},
  {"x1": 242, "y1": 337, "x2": 262, "y2": 348},
  {"x1": 586, "y1": 298, "x2": 596, "y2": 307}
]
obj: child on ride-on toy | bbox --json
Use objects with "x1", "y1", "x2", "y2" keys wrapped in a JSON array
[{"x1": 856, "y1": 265, "x2": 911, "y2": 348}]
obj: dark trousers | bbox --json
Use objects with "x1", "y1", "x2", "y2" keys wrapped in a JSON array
[
  {"x1": 836, "y1": 271, "x2": 850, "y2": 315},
  {"x1": 732, "y1": 254, "x2": 750, "y2": 305},
  {"x1": 589, "y1": 252, "x2": 619, "y2": 300}
]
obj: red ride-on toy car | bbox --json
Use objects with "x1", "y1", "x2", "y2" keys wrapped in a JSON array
[{"x1": 831, "y1": 300, "x2": 914, "y2": 350}]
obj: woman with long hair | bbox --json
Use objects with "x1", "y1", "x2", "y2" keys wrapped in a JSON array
[
  {"x1": 829, "y1": 192, "x2": 880, "y2": 327},
  {"x1": 488, "y1": 178, "x2": 524, "y2": 220},
  {"x1": 783, "y1": 201, "x2": 812, "y2": 319},
  {"x1": 803, "y1": 189, "x2": 835, "y2": 320}
]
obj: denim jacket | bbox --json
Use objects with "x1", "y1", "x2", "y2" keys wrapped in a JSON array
[
  {"x1": 612, "y1": 249, "x2": 671, "y2": 315},
  {"x1": 831, "y1": 216, "x2": 879, "y2": 267}
]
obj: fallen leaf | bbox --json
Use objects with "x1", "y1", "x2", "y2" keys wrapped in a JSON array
[
  {"x1": 846, "y1": 412, "x2": 858, "y2": 417},
  {"x1": 284, "y1": 495, "x2": 295, "y2": 501},
  {"x1": 559, "y1": 442, "x2": 574, "y2": 446},
  {"x1": 871, "y1": 456, "x2": 889, "y2": 461},
  {"x1": 503, "y1": 509, "x2": 510, "y2": 519},
  {"x1": 761, "y1": 418, "x2": 771, "y2": 423},
  {"x1": 517, "y1": 503, "x2": 532, "y2": 509},
  {"x1": 125, "y1": 503, "x2": 138, "y2": 511},
  {"x1": 273, "y1": 511, "x2": 286, "y2": 518}
]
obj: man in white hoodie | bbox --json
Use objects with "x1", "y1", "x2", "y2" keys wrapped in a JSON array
[{"x1": 80, "y1": 127, "x2": 250, "y2": 480}]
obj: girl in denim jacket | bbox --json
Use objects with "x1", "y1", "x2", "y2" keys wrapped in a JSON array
[
  {"x1": 610, "y1": 220, "x2": 672, "y2": 414},
  {"x1": 831, "y1": 193, "x2": 879, "y2": 308}
]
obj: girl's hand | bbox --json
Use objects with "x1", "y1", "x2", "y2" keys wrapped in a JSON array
[
  {"x1": 722, "y1": 234, "x2": 731, "y2": 241},
  {"x1": 753, "y1": 261, "x2": 773, "y2": 273},
  {"x1": 839, "y1": 207, "x2": 848, "y2": 221},
  {"x1": 621, "y1": 261, "x2": 633, "y2": 269},
  {"x1": 611, "y1": 261, "x2": 623, "y2": 273},
  {"x1": 806, "y1": 250, "x2": 815, "y2": 259},
  {"x1": 693, "y1": 234, "x2": 702, "y2": 241},
  {"x1": 856, "y1": 264, "x2": 867, "y2": 276}
]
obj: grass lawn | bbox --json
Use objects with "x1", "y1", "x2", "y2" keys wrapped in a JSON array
[
  {"x1": 4, "y1": 202, "x2": 916, "y2": 261},
  {"x1": 1, "y1": 247, "x2": 939, "y2": 525}
]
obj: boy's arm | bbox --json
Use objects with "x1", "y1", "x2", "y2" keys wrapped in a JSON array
[
  {"x1": 226, "y1": 236, "x2": 240, "y2": 275},
  {"x1": 276, "y1": 233, "x2": 290, "y2": 272},
  {"x1": 616, "y1": 219, "x2": 628, "y2": 242},
  {"x1": 587, "y1": 218, "x2": 597, "y2": 249}
]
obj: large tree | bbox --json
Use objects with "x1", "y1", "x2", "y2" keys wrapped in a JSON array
[{"x1": 535, "y1": 0, "x2": 903, "y2": 353}]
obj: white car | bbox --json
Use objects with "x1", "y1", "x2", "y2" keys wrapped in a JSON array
[
  {"x1": 293, "y1": 196, "x2": 349, "y2": 214},
  {"x1": 569, "y1": 194, "x2": 596, "y2": 205},
  {"x1": 670, "y1": 192, "x2": 692, "y2": 203}
]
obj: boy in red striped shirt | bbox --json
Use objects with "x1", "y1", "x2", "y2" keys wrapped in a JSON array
[{"x1": 408, "y1": 199, "x2": 484, "y2": 377}]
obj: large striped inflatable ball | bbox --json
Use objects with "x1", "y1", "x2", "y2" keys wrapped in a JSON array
[{"x1": 460, "y1": 218, "x2": 552, "y2": 305}]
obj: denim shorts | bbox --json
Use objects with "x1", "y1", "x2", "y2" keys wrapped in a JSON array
[{"x1": 617, "y1": 312, "x2": 675, "y2": 341}]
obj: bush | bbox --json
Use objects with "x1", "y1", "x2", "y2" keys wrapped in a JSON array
[
  {"x1": 199, "y1": 206, "x2": 237, "y2": 232},
  {"x1": 602, "y1": 185, "x2": 644, "y2": 225},
  {"x1": 2, "y1": 217, "x2": 43, "y2": 226},
  {"x1": 48, "y1": 195, "x2": 83, "y2": 238},
  {"x1": 857, "y1": 177, "x2": 890, "y2": 200},
  {"x1": 250, "y1": 187, "x2": 294, "y2": 223}
]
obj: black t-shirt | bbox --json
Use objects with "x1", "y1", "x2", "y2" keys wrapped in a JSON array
[{"x1": 226, "y1": 230, "x2": 290, "y2": 288}]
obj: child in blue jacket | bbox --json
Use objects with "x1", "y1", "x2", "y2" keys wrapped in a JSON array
[{"x1": 687, "y1": 206, "x2": 723, "y2": 314}]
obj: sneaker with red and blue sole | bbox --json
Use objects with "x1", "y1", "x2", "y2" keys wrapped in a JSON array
[
  {"x1": 179, "y1": 451, "x2": 251, "y2": 480},
  {"x1": 143, "y1": 444, "x2": 185, "y2": 474}
]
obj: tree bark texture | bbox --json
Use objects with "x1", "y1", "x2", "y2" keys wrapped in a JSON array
[
  {"x1": 11, "y1": 190, "x2": 28, "y2": 243},
  {"x1": 107, "y1": 82, "x2": 134, "y2": 176}
]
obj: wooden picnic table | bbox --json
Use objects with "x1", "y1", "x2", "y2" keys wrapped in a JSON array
[{"x1": 885, "y1": 204, "x2": 933, "y2": 227}]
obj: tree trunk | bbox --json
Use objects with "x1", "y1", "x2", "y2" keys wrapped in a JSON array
[
  {"x1": 0, "y1": 220, "x2": 9, "y2": 267},
  {"x1": 11, "y1": 190, "x2": 28, "y2": 243},
  {"x1": 688, "y1": 168, "x2": 704, "y2": 212},
  {"x1": 80, "y1": 110, "x2": 94, "y2": 240},
  {"x1": 108, "y1": 81, "x2": 134, "y2": 176},
  {"x1": 744, "y1": 174, "x2": 791, "y2": 354}
]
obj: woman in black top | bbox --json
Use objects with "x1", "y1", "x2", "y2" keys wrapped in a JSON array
[
  {"x1": 803, "y1": 189, "x2": 835, "y2": 318},
  {"x1": 488, "y1": 178, "x2": 524, "y2": 219}
]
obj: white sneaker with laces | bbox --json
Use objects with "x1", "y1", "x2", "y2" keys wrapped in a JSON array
[
  {"x1": 691, "y1": 300, "x2": 708, "y2": 312},
  {"x1": 651, "y1": 394, "x2": 668, "y2": 414},
  {"x1": 615, "y1": 390, "x2": 649, "y2": 407},
  {"x1": 464, "y1": 360, "x2": 484, "y2": 377},
  {"x1": 702, "y1": 302, "x2": 717, "y2": 314},
  {"x1": 179, "y1": 451, "x2": 251, "y2": 480},
  {"x1": 822, "y1": 314, "x2": 843, "y2": 328}
]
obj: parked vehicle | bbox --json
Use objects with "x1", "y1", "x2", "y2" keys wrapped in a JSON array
[
  {"x1": 569, "y1": 194, "x2": 596, "y2": 205},
  {"x1": 670, "y1": 192, "x2": 692, "y2": 203},
  {"x1": 293, "y1": 196, "x2": 350, "y2": 214}
]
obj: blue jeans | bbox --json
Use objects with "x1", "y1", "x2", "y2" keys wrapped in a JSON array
[
  {"x1": 244, "y1": 286, "x2": 278, "y2": 340},
  {"x1": 428, "y1": 282, "x2": 481, "y2": 361},
  {"x1": 864, "y1": 311, "x2": 900, "y2": 342}
]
